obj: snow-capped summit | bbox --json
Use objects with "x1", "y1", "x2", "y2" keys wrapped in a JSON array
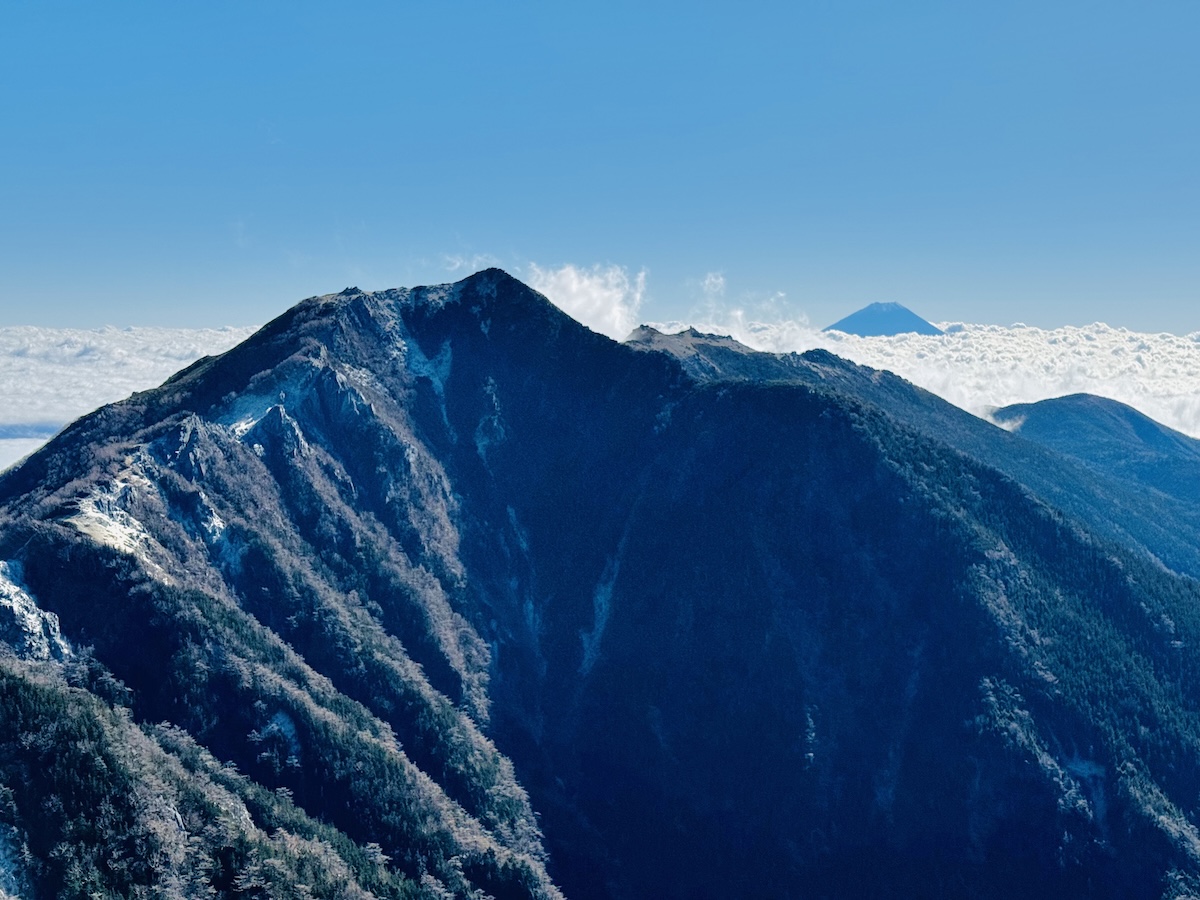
[{"x1": 823, "y1": 301, "x2": 943, "y2": 336}]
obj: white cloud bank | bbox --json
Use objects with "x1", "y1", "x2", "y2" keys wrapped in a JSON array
[
  {"x1": 5, "y1": 297, "x2": 1200, "y2": 474},
  {"x1": 515, "y1": 261, "x2": 1200, "y2": 441},
  {"x1": 527, "y1": 263, "x2": 646, "y2": 341},
  {"x1": 0, "y1": 439, "x2": 47, "y2": 473},
  {"x1": 0, "y1": 325, "x2": 256, "y2": 471},
  {"x1": 650, "y1": 314, "x2": 1200, "y2": 439}
]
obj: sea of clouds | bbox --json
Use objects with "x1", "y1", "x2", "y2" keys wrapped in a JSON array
[
  {"x1": 4, "y1": 271, "x2": 1200, "y2": 473},
  {"x1": 533, "y1": 264, "x2": 1200, "y2": 441},
  {"x1": 654, "y1": 316, "x2": 1200, "y2": 440},
  {"x1": 0, "y1": 325, "x2": 256, "y2": 471}
]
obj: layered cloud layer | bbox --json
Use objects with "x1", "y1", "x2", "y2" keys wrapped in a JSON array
[
  {"x1": 5, "y1": 294, "x2": 1200, "y2": 473},
  {"x1": 0, "y1": 326, "x2": 255, "y2": 471},
  {"x1": 650, "y1": 316, "x2": 1200, "y2": 439}
]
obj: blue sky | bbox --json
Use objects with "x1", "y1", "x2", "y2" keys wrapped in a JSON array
[{"x1": 2, "y1": 1, "x2": 1198, "y2": 332}]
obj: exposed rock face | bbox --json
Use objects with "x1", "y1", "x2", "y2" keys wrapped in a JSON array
[
  {"x1": 0, "y1": 561, "x2": 69, "y2": 661},
  {"x1": 2, "y1": 271, "x2": 1200, "y2": 898}
]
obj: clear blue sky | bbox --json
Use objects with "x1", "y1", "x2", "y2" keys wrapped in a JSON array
[{"x1": 2, "y1": 1, "x2": 1198, "y2": 332}]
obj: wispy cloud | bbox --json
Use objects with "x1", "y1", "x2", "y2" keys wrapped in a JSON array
[
  {"x1": 526, "y1": 263, "x2": 647, "y2": 341},
  {"x1": 701, "y1": 272, "x2": 726, "y2": 303},
  {"x1": 687, "y1": 271, "x2": 796, "y2": 329},
  {"x1": 444, "y1": 253, "x2": 501, "y2": 274}
]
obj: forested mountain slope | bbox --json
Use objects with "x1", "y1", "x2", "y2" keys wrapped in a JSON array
[
  {"x1": 994, "y1": 393, "x2": 1200, "y2": 504},
  {"x1": 627, "y1": 325, "x2": 1200, "y2": 579},
  {"x1": 2, "y1": 271, "x2": 1200, "y2": 898}
]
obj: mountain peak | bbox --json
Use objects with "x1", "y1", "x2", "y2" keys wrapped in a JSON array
[
  {"x1": 823, "y1": 301, "x2": 943, "y2": 337},
  {"x1": 993, "y1": 393, "x2": 1200, "y2": 501},
  {"x1": 10, "y1": 272, "x2": 1200, "y2": 897}
]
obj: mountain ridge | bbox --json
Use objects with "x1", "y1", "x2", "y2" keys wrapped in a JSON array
[
  {"x1": 4, "y1": 271, "x2": 1200, "y2": 897},
  {"x1": 994, "y1": 393, "x2": 1200, "y2": 504},
  {"x1": 626, "y1": 325, "x2": 1200, "y2": 580}
]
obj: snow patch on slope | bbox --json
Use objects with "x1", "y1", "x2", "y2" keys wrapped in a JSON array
[
  {"x1": 68, "y1": 478, "x2": 153, "y2": 555},
  {"x1": 65, "y1": 472, "x2": 177, "y2": 584},
  {"x1": 216, "y1": 372, "x2": 313, "y2": 440},
  {"x1": 405, "y1": 338, "x2": 453, "y2": 394},
  {"x1": 404, "y1": 338, "x2": 455, "y2": 440},
  {"x1": 474, "y1": 376, "x2": 506, "y2": 463},
  {"x1": 0, "y1": 560, "x2": 70, "y2": 661},
  {"x1": 580, "y1": 558, "x2": 618, "y2": 676},
  {"x1": 198, "y1": 491, "x2": 227, "y2": 543},
  {"x1": 0, "y1": 823, "x2": 31, "y2": 900},
  {"x1": 401, "y1": 282, "x2": 462, "y2": 312}
]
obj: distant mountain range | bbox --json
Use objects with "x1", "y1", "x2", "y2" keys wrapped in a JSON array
[
  {"x1": 994, "y1": 393, "x2": 1200, "y2": 504},
  {"x1": 3, "y1": 271, "x2": 1200, "y2": 898},
  {"x1": 823, "y1": 300, "x2": 944, "y2": 336}
]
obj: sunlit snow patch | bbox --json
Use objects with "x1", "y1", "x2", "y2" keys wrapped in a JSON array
[
  {"x1": 0, "y1": 823, "x2": 32, "y2": 900},
  {"x1": 0, "y1": 559, "x2": 70, "y2": 660},
  {"x1": 68, "y1": 478, "x2": 154, "y2": 555},
  {"x1": 65, "y1": 472, "x2": 178, "y2": 584}
]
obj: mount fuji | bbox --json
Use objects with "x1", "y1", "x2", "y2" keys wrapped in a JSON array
[{"x1": 823, "y1": 300, "x2": 944, "y2": 336}]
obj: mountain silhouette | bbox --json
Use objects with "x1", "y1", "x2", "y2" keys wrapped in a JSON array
[
  {"x1": 2, "y1": 271, "x2": 1200, "y2": 898},
  {"x1": 823, "y1": 300, "x2": 944, "y2": 336}
]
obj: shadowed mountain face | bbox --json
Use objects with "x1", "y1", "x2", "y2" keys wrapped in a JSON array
[
  {"x1": 823, "y1": 301, "x2": 944, "y2": 336},
  {"x1": 994, "y1": 393, "x2": 1200, "y2": 504},
  {"x1": 4, "y1": 272, "x2": 1200, "y2": 898},
  {"x1": 626, "y1": 326, "x2": 1200, "y2": 580}
]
